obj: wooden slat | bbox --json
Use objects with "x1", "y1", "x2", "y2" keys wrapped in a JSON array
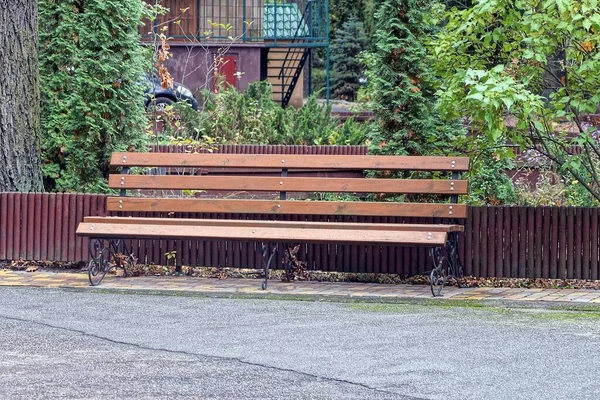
[
  {"x1": 109, "y1": 175, "x2": 469, "y2": 195},
  {"x1": 575, "y1": 208, "x2": 583, "y2": 279},
  {"x1": 107, "y1": 198, "x2": 467, "y2": 218},
  {"x1": 480, "y1": 207, "x2": 488, "y2": 278},
  {"x1": 583, "y1": 208, "x2": 590, "y2": 280},
  {"x1": 472, "y1": 207, "x2": 481, "y2": 277},
  {"x1": 510, "y1": 207, "x2": 524, "y2": 278},
  {"x1": 83, "y1": 216, "x2": 464, "y2": 232},
  {"x1": 34, "y1": 193, "x2": 42, "y2": 261},
  {"x1": 76, "y1": 223, "x2": 448, "y2": 246},
  {"x1": 488, "y1": 206, "x2": 495, "y2": 277},
  {"x1": 6, "y1": 193, "x2": 15, "y2": 260},
  {"x1": 541, "y1": 206, "x2": 550, "y2": 278},
  {"x1": 503, "y1": 206, "x2": 511, "y2": 278},
  {"x1": 592, "y1": 208, "x2": 598, "y2": 281},
  {"x1": 526, "y1": 206, "x2": 535, "y2": 279},
  {"x1": 495, "y1": 206, "x2": 503, "y2": 277},
  {"x1": 567, "y1": 207, "x2": 574, "y2": 279},
  {"x1": 550, "y1": 207, "x2": 558, "y2": 279},
  {"x1": 111, "y1": 153, "x2": 470, "y2": 171},
  {"x1": 464, "y1": 206, "x2": 473, "y2": 276},
  {"x1": 19, "y1": 194, "x2": 26, "y2": 259},
  {"x1": 519, "y1": 206, "x2": 527, "y2": 278},
  {"x1": 536, "y1": 207, "x2": 546, "y2": 278},
  {"x1": 0, "y1": 193, "x2": 6, "y2": 260},
  {"x1": 26, "y1": 193, "x2": 34, "y2": 260}
]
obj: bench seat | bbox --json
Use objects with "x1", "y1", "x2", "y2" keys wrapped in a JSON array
[{"x1": 78, "y1": 217, "x2": 463, "y2": 246}]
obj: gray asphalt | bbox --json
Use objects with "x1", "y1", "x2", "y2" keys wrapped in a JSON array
[{"x1": 0, "y1": 287, "x2": 599, "y2": 399}]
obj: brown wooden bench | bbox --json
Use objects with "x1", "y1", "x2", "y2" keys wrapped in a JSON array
[{"x1": 76, "y1": 152, "x2": 469, "y2": 296}]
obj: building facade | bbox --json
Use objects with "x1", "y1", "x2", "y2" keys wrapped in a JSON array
[{"x1": 142, "y1": 0, "x2": 330, "y2": 107}]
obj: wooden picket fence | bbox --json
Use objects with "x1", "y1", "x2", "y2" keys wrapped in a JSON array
[{"x1": 1, "y1": 192, "x2": 600, "y2": 279}]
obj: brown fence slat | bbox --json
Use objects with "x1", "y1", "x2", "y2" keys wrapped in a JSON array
[
  {"x1": 2, "y1": 190, "x2": 600, "y2": 280},
  {"x1": 68, "y1": 195, "x2": 77, "y2": 262},
  {"x1": 33, "y1": 193, "x2": 42, "y2": 260},
  {"x1": 526, "y1": 206, "x2": 535, "y2": 279},
  {"x1": 549, "y1": 207, "x2": 558, "y2": 279},
  {"x1": 575, "y1": 208, "x2": 583, "y2": 279},
  {"x1": 495, "y1": 206, "x2": 503, "y2": 277},
  {"x1": 513, "y1": 206, "x2": 520, "y2": 277},
  {"x1": 480, "y1": 207, "x2": 488, "y2": 278},
  {"x1": 567, "y1": 207, "x2": 574, "y2": 279},
  {"x1": 0, "y1": 193, "x2": 7, "y2": 259},
  {"x1": 6, "y1": 193, "x2": 15, "y2": 260},
  {"x1": 19, "y1": 193, "x2": 27, "y2": 259},
  {"x1": 47, "y1": 194, "x2": 56, "y2": 261},
  {"x1": 487, "y1": 206, "x2": 495, "y2": 277},
  {"x1": 518, "y1": 207, "x2": 527, "y2": 278},
  {"x1": 559, "y1": 207, "x2": 567, "y2": 279},
  {"x1": 540, "y1": 207, "x2": 549, "y2": 278},
  {"x1": 472, "y1": 207, "x2": 481, "y2": 277},
  {"x1": 592, "y1": 208, "x2": 598, "y2": 281},
  {"x1": 502, "y1": 206, "x2": 511, "y2": 278},
  {"x1": 464, "y1": 206, "x2": 473, "y2": 276},
  {"x1": 40, "y1": 194, "x2": 49, "y2": 261},
  {"x1": 26, "y1": 193, "x2": 34, "y2": 260},
  {"x1": 583, "y1": 208, "x2": 590, "y2": 280}
]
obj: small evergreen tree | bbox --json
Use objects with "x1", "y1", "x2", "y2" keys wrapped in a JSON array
[
  {"x1": 331, "y1": 18, "x2": 368, "y2": 101},
  {"x1": 39, "y1": 0, "x2": 150, "y2": 192},
  {"x1": 362, "y1": 0, "x2": 463, "y2": 156}
]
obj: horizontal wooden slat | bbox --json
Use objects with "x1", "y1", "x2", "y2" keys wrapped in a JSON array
[
  {"x1": 83, "y1": 216, "x2": 465, "y2": 232},
  {"x1": 107, "y1": 198, "x2": 467, "y2": 218},
  {"x1": 111, "y1": 153, "x2": 470, "y2": 171},
  {"x1": 109, "y1": 175, "x2": 469, "y2": 194},
  {"x1": 76, "y1": 223, "x2": 448, "y2": 246}
]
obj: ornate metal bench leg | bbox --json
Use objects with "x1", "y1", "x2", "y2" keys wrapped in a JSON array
[
  {"x1": 447, "y1": 232, "x2": 464, "y2": 287},
  {"x1": 430, "y1": 246, "x2": 447, "y2": 297},
  {"x1": 261, "y1": 243, "x2": 278, "y2": 290},
  {"x1": 88, "y1": 238, "x2": 112, "y2": 286},
  {"x1": 284, "y1": 246, "x2": 295, "y2": 282}
]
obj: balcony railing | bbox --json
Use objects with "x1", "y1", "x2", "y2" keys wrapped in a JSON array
[{"x1": 141, "y1": 0, "x2": 328, "y2": 45}]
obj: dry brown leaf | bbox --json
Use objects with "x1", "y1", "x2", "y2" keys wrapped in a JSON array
[{"x1": 25, "y1": 266, "x2": 38, "y2": 273}]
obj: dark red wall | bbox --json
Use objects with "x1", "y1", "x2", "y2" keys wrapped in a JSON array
[{"x1": 164, "y1": 43, "x2": 263, "y2": 99}]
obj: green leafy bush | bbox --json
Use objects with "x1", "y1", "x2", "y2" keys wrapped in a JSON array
[
  {"x1": 432, "y1": 0, "x2": 600, "y2": 203},
  {"x1": 155, "y1": 81, "x2": 370, "y2": 146},
  {"x1": 40, "y1": 0, "x2": 150, "y2": 193},
  {"x1": 467, "y1": 152, "x2": 517, "y2": 205}
]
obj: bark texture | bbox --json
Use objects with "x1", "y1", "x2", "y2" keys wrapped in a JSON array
[{"x1": 0, "y1": 0, "x2": 44, "y2": 192}]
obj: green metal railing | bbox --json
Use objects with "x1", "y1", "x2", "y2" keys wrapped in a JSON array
[{"x1": 141, "y1": 0, "x2": 328, "y2": 45}]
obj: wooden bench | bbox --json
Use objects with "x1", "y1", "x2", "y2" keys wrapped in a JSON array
[{"x1": 76, "y1": 152, "x2": 470, "y2": 296}]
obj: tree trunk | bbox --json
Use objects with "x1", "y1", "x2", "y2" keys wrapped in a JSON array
[{"x1": 0, "y1": 0, "x2": 44, "y2": 192}]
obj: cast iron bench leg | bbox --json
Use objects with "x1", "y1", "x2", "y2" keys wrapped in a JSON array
[{"x1": 261, "y1": 243, "x2": 278, "y2": 290}]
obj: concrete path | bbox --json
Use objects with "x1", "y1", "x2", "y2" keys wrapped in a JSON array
[
  {"x1": 1, "y1": 269, "x2": 600, "y2": 304},
  {"x1": 1, "y1": 286, "x2": 599, "y2": 399}
]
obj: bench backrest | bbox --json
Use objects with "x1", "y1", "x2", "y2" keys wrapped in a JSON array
[{"x1": 107, "y1": 153, "x2": 470, "y2": 219}]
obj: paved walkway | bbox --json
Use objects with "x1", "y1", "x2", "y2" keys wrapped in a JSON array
[{"x1": 1, "y1": 269, "x2": 600, "y2": 304}]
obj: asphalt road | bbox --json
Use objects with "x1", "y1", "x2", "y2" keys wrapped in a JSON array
[{"x1": 0, "y1": 287, "x2": 599, "y2": 399}]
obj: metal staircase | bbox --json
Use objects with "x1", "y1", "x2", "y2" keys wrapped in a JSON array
[
  {"x1": 268, "y1": 47, "x2": 310, "y2": 107},
  {"x1": 265, "y1": 0, "x2": 315, "y2": 107}
]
